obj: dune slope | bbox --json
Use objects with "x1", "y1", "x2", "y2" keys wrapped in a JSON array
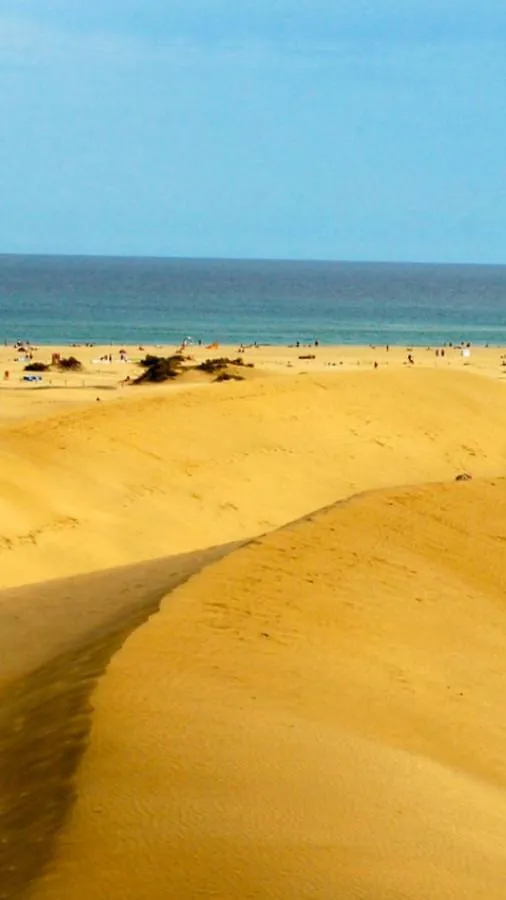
[
  {"x1": 1, "y1": 368, "x2": 506, "y2": 588},
  {"x1": 30, "y1": 477, "x2": 506, "y2": 899}
]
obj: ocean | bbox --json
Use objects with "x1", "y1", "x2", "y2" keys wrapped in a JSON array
[{"x1": 1, "y1": 255, "x2": 506, "y2": 346}]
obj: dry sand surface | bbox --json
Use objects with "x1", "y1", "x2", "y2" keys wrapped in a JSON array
[
  {"x1": 2, "y1": 341, "x2": 506, "y2": 426},
  {"x1": 1, "y1": 363, "x2": 506, "y2": 897},
  {"x1": 1, "y1": 366, "x2": 506, "y2": 589},
  {"x1": 29, "y1": 479, "x2": 506, "y2": 899}
]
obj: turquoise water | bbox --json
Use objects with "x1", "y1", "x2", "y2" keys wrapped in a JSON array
[{"x1": 1, "y1": 255, "x2": 506, "y2": 346}]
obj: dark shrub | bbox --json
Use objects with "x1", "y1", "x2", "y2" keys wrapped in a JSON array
[
  {"x1": 139, "y1": 353, "x2": 186, "y2": 368},
  {"x1": 139, "y1": 354, "x2": 161, "y2": 368},
  {"x1": 214, "y1": 372, "x2": 245, "y2": 382},
  {"x1": 57, "y1": 356, "x2": 82, "y2": 370},
  {"x1": 24, "y1": 362, "x2": 49, "y2": 372},
  {"x1": 134, "y1": 355, "x2": 183, "y2": 384},
  {"x1": 197, "y1": 357, "x2": 246, "y2": 373}
]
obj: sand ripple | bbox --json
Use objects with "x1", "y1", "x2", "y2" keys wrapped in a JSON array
[{"x1": 27, "y1": 479, "x2": 506, "y2": 899}]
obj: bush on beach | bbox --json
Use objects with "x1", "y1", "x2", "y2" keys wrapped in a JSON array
[
  {"x1": 214, "y1": 372, "x2": 245, "y2": 382},
  {"x1": 134, "y1": 355, "x2": 183, "y2": 384},
  {"x1": 196, "y1": 357, "x2": 253, "y2": 373},
  {"x1": 24, "y1": 362, "x2": 50, "y2": 372},
  {"x1": 57, "y1": 356, "x2": 83, "y2": 371},
  {"x1": 139, "y1": 353, "x2": 185, "y2": 368},
  {"x1": 133, "y1": 354, "x2": 253, "y2": 385}
]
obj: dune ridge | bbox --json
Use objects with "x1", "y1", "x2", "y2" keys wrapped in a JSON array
[
  {"x1": 2, "y1": 367, "x2": 506, "y2": 897},
  {"x1": 1, "y1": 368, "x2": 506, "y2": 589},
  {"x1": 30, "y1": 476, "x2": 506, "y2": 899},
  {"x1": 0, "y1": 542, "x2": 245, "y2": 900}
]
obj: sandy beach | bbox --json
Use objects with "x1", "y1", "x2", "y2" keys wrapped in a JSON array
[
  {"x1": 2, "y1": 340, "x2": 506, "y2": 426},
  {"x1": 1, "y1": 349, "x2": 506, "y2": 898},
  {"x1": 28, "y1": 479, "x2": 506, "y2": 899}
]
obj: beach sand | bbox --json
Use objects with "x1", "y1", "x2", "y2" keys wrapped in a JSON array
[
  {"x1": 1, "y1": 365, "x2": 506, "y2": 591},
  {"x1": 1, "y1": 361, "x2": 506, "y2": 897},
  {"x1": 28, "y1": 479, "x2": 506, "y2": 899},
  {"x1": 2, "y1": 341, "x2": 506, "y2": 425}
]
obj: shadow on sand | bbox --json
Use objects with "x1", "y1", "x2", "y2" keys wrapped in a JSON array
[{"x1": 0, "y1": 542, "x2": 242, "y2": 900}]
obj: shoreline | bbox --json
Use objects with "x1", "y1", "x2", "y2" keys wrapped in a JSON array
[
  {"x1": 2, "y1": 342, "x2": 506, "y2": 427},
  {"x1": 2, "y1": 340, "x2": 502, "y2": 357}
]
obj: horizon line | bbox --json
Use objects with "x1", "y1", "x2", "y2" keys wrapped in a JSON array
[{"x1": 0, "y1": 252, "x2": 504, "y2": 268}]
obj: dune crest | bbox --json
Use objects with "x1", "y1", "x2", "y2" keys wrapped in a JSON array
[
  {"x1": 1, "y1": 368, "x2": 506, "y2": 588},
  {"x1": 29, "y1": 477, "x2": 506, "y2": 899}
]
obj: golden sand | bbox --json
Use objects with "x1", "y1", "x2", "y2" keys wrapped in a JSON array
[
  {"x1": 1, "y1": 366, "x2": 506, "y2": 590},
  {"x1": 29, "y1": 479, "x2": 506, "y2": 899},
  {"x1": 1, "y1": 340, "x2": 506, "y2": 426},
  {"x1": 1, "y1": 362, "x2": 506, "y2": 897}
]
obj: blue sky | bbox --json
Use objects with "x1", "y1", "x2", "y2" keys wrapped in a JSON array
[{"x1": 0, "y1": 1, "x2": 505, "y2": 262}]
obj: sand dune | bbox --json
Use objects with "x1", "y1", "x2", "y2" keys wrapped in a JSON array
[
  {"x1": 1, "y1": 367, "x2": 506, "y2": 589},
  {"x1": 0, "y1": 543, "x2": 244, "y2": 900},
  {"x1": 30, "y1": 477, "x2": 506, "y2": 899},
  {"x1": 0, "y1": 543, "x2": 242, "y2": 685},
  {"x1": 2, "y1": 366, "x2": 506, "y2": 898}
]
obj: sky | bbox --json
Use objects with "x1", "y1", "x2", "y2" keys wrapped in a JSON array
[{"x1": 0, "y1": 1, "x2": 505, "y2": 263}]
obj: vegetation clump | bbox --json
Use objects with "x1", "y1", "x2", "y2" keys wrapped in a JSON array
[
  {"x1": 132, "y1": 353, "x2": 253, "y2": 385},
  {"x1": 214, "y1": 372, "x2": 245, "y2": 382},
  {"x1": 57, "y1": 356, "x2": 82, "y2": 371},
  {"x1": 24, "y1": 362, "x2": 49, "y2": 372},
  {"x1": 196, "y1": 357, "x2": 252, "y2": 373},
  {"x1": 134, "y1": 355, "x2": 183, "y2": 384},
  {"x1": 139, "y1": 353, "x2": 185, "y2": 368},
  {"x1": 139, "y1": 354, "x2": 161, "y2": 368}
]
